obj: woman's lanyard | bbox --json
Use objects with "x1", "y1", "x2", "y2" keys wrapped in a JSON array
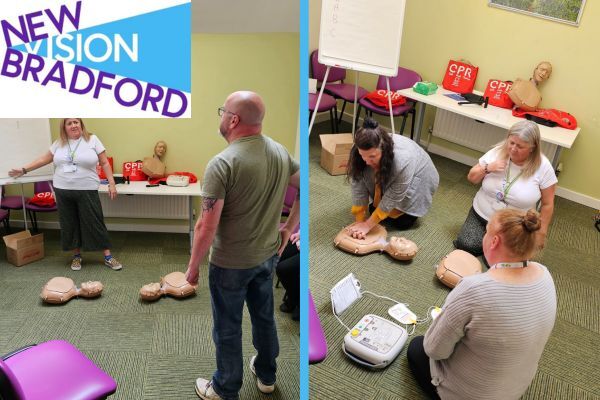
[
  {"x1": 372, "y1": 171, "x2": 382, "y2": 207},
  {"x1": 496, "y1": 160, "x2": 522, "y2": 203},
  {"x1": 67, "y1": 138, "x2": 82, "y2": 164}
]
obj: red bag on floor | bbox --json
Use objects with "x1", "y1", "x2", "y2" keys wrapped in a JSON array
[
  {"x1": 483, "y1": 79, "x2": 514, "y2": 109},
  {"x1": 96, "y1": 156, "x2": 113, "y2": 179},
  {"x1": 364, "y1": 90, "x2": 407, "y2": 110},
  {"x1": 122, "y1": 161, "x2": 148, "y2": 181},
  {"x1": 442, "y1": 60, "x2": 478, "y2": 93},
  {"x1": 28, "y1": 192, "x2": 56, "y2": 207}
]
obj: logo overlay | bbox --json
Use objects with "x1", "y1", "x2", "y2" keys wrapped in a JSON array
[{"x1": 0, "y1": 0, "x2": 191, "y2": 117}]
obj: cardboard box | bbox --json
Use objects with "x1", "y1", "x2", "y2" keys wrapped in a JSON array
[
  {"x1": 320, "y1": 134, "x2": 354, "y2": 176},
  {"x1": 3, "y1": 230, "x2": 44, "y2": 267}
]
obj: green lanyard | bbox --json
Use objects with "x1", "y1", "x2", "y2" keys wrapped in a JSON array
[
  {"x1": 67, "y1": 138, "x2": 82, "y2": 163},
  {"x1": 502, "y1": 160, "x2": 522, "y2": 200}
]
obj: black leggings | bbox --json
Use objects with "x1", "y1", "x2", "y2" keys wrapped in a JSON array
[
  {"x1": 407, "y1": 336, "x2": 440, "y2": 400},
  {"x1": 368, "y1": 204, "x2": 418, "y2": 230},
  {"x1": 455, "y1": 207, "x2": 490, "y2": 267},
  {"x1": 455, "y1": 207, "x2": 487, "y2": 257}
]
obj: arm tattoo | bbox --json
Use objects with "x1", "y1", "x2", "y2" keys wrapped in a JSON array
[{"x1": 202, "y1": 197, "x2": 217, "y2": 212}]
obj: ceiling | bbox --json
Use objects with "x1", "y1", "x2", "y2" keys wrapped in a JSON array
[{"x1": 192, "y1": 0, "x2": 299, "y2": 33}]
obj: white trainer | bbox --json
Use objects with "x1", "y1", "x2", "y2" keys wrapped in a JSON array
[
  {"x1": 194, "y1": 378, "x2": 222, "y2": 400},
  {"x1": 249, "y1": 355, "x2": 275, "y2": 394}
]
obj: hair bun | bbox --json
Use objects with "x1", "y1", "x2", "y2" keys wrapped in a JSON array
[
  {"x1": 522, "y1": 209, "x2": 541, "y2": 232},
  {"x1": 362, "y1": 117, "x2": 379, "y2": 130}
]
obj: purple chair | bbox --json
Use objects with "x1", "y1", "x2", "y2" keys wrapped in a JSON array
[
  {"x1": 25, "y1": 181, "x2": 58, "y2": 233},
  {"x1": 1, "y1": 185, "x2": 29, "y2": 231},
  {"x1": 0, "y1": 340, "x2": 117, "y2": 400},
  {"x1": 309, "y1": 292, "x2": 328, "y2": 364},
  {"x1": 309, "y1": 93, "x2": 338, "y2": 133},
  {"x1": 355, "y1": 66, "x2": 422, "y2": 139},
  {"x1": 0, "y1": 209, "x2": 9, "y2": 233},
  {"x1": 311, "y1": 50, "x2": 368, "y2": 125}
]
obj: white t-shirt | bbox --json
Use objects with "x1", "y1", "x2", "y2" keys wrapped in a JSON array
[
  {"x1": 50, "y1": 135, "x2": 106, "y2": 190},
  {"x1": 473, "y1": 147, "x2": 557, "y2": 221}
]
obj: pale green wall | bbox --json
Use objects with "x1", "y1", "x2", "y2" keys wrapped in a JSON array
[
  {"x1": 7, "y1": 32, "x2": 300, "y2": 228},
  {"x1": 58, "y1": 33, "x2": 300, "y2": 176},
  {"x1": 310, "y1": 0, "x2": 599, "y2": 201}
]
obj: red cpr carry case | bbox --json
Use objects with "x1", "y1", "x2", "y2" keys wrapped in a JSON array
[
  {"x1": 483, "y1": 79, "x2": 514, "y2": 109},
  {"x1": 363, "y1": 90, "x2": 407, "y2": 110},
  {"x1": 122, "y1": 161, "x2": 148, "y2": 181},
  {"x1": 442, "y1": 60, "x2": 478, "y2": 93},
  {"x1": 28, "y1": 192, "x2": 56, "y2": 207}
]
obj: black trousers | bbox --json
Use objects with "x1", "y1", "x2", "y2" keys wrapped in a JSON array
[
  {"x1": 54, "y1": 188, "x2": 111, "y2": 252},
  {"x1": 275, "y1": 241, "x2": 299, "y2": 309},
  {"x1": 369, "y1": 204, "x2": 418, "y2": 230},
  {"x1": 407, "y1": 336, "x2": 441, "y2": 400}
]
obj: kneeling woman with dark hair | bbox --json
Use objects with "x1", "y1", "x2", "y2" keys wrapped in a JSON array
[
  {"x1": 407, "y1": 209, "x2": 557, "y2": 400},
  {"x1": 346, "y1": 117, "x2": 439, "y2": 239}
]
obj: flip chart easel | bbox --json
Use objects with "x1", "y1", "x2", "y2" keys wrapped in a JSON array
[
  {"x1": 309, "y1": 0, "x2": 406, "y2": 135},
  {"x1": 0, "y1": 119, "x2": 54, "y2": 231}
]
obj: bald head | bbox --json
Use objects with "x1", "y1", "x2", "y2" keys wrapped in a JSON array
[{"x1": 226, "y1": 91, "x2": 265, "y2": 126}]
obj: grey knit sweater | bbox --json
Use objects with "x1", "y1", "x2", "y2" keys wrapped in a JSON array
[
  {"x1": 424, "y1": 264, "x2": 557, "y2": 400},
  {"x1": 350, "y1": 134, "x2": 439, "y2": 217}
]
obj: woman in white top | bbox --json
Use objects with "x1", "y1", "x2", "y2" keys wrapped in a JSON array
[
  {"x1": 9, "y1": 118, "x2": 122, "y2": 271},
  {"x1": 454, "y1": 120, "x2": 557, "y2": 258},
  {"x1": 408, "y1": 208, "x2": 557, "y2": 400}
]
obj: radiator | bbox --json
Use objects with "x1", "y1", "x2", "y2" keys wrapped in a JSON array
[
  {"x1": 99, "y1": 194, "x2": 189, "y2": 219},
  {"x1": 432, "y1": 109, "x2": 558, "y2": 160}
]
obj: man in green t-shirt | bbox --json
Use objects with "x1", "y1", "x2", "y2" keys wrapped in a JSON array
[{"x1": 185, "y1": 91, "x2": 300, "y2": 400}]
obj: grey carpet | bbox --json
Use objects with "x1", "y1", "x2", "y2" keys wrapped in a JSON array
[
  {"x1": 309, "y1": 122, "x2": 600, "y2": 400},
  {"x1": 0, "y1": 230, "x2": 299, "y2": 399}
]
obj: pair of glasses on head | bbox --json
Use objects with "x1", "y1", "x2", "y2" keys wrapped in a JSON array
[{"x1": 217, "y1": 107, "x2": 239, "y2": 119}]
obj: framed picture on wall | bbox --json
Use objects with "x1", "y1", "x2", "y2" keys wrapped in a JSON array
[{"x1": 489, "y1": 0, "x2": 586, "y2": 26}]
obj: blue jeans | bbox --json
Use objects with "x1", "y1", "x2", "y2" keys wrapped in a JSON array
[{"x1": 209, "y1": 255, "x2": 280, "y2": 400}]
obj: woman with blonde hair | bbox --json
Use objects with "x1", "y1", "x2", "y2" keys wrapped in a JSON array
[
  {"x1": 454, "y1": 120, "x2": 556, "y2": 258},
  {"x1": 9, "y1": 118, "x2": 122, "y2": 271},
  {"x1": 408, "y1": 208, "x2": 557, "y2": 400}
]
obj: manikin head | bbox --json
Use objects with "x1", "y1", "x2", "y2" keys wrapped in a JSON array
[
  {"x1": 532, "y1": 61, "x2": 552, "y2": 85},
  {"x1": 154, "y1": 141, "x2": 167, "y2": 159}
]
